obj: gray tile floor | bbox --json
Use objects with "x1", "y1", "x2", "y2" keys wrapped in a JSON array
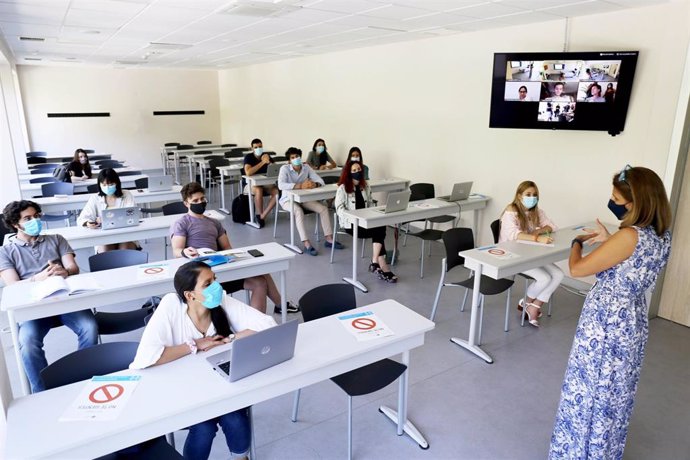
[{"x1": 2, "y1": 202, "x2": 689, "y2": 459}]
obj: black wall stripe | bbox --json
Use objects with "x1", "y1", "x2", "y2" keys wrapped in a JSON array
[
  {"x1": 153, "y1": 110, "x2": 205, "y2": 116},
  {"x1": 47, "y1": 112, "x2": 110, "y2": 118}
]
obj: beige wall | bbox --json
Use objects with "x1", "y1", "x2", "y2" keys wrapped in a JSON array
[
  {"x1": 218, "y1": 2, "x2": 690, "y2": 246},
  {"x1": 17, "y1": 66, "x2": 222, "y2": 170}
]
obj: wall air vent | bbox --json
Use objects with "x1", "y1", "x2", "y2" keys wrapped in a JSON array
[
  {"x1": 47, "y1": 112, "x2": 110, "y2": 118},
  {"x1": 153, "y1": 110, "x2": 205, "y2": 116}
]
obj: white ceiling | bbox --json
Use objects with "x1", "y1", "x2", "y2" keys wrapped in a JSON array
[{"x1": 0, "y1": 0, "x2": 672, "y2": 69}]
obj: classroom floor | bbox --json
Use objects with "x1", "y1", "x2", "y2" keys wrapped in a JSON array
[{"x1": 2, "y1": 205, "x2": 689, "y2": 459}]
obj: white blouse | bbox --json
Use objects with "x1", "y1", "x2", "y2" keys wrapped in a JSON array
[
  {"x1": 130, "y1": 292, "x2": 277, "y2": 369},
  {"x1": 76, "y1": 189, "x2": 137, "y2": 227}
]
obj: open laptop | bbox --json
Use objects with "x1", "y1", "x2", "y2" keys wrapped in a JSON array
[
  {"x1": 265, "y1": 163, "x2": 281, "y2": 178},
  {"x1": 101, "y1": 207, "x2": 141, "y2": 230},
  {"x1": 147, "y1": 175, "x2": 173, "y2": 192},
  {"x1": 206, "y1": 319, "x2": 298, "y2": 382},
  {"x1": 374, "y1": 190, "x2": 411, "y2": 214},
  {"x1": 437, "y1": 182, "x2": 473, "y2": 202}
]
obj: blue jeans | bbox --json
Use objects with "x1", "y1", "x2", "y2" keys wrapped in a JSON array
[
  {"x1": 18, "y1": 310, "x2": 98, "y2": 393},
  {"x1": 183, "y1": 409, "x2": 251, "y2": 460}
]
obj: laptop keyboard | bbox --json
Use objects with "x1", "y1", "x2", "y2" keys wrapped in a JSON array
[{"x1": 218, "y1": 361, "x2": 231, "y2": 376}]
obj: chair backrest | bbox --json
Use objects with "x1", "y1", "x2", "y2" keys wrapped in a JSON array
[
  {"x1": 442, "y1": 227, "x2": 475, "y2": 272},
  {"x1": 82, "y1": 149, "x2": 95, "y2": 154},
  {"x1": 177, "y1": 144, "x2": 194, "y2": 150},
  {"x1": 409, "y1": 183, "x2": 435, "y2": 199},
  {"x1": 323, "y1": 176, "x2": 339, "y2": 185},
  {"x1": 118, "y1": 170, "x2": 142, "y2": 177},
  {"x1": 31, "y1": 163, "x2": 60, "y2": 170},
  {"x1": 225, "y1": 151, "x2": 244, "y2": 159},
  {"x1": 162, "y1": 201, "x2": 188, "y2": 215},
  {"x1": 89, "y1": 155, "x2": 111, "y2": 161},
  {"x1": 165, "y1": 142, "x2": 180, "y2": 147},
  {"x1": 41, "y1": 182, "x2": 74, "y2": 197},
  {"x1": 0, "y1": 214, "x2": 13, "y2": 246},
  {"x1": 89, "y1": 249, "x2": 149, "y2": 272},
  {"x1": 490, "y1": 219, "x2": 501, "y2": 244},
  {"x1": 208, "y1": 158, "x2": 230, "y2": 175},
  {"x1": 229, "y1": 147, "x2": 248, "y2": 154},
  {"x1": 95, "y1": 160, "x2": 123, "y2": 168},
  {"x1": 29, "y1": 177, "x2": 57, "y2": 184},
  {"x1": 134, "y1": 178, "x2": 148, "y2": 189},
  {"x1": 299, "y1": 284, "x2": 357, "y2": 323},
  {"x1": 87, "y1": 184, "x2": 100, "y2": 193},
  {"x1": 26, "y1": 151, "x2": 47, "y2": 158},
  {"x1": 197, "y1": 140, "x2": 212, "y2": 145},
  {"x1": 221, "y1": 143, "x2": 237, "y2": 148},
  {"x1": 272, "y1": 155, "x2": 287, "y2": 162},
  {"x1": 40, "y1": 342, "x2": 140, "y2": 390},
  {"x1": 27, "y1": 157, "x2": 47, "y2": 164}
]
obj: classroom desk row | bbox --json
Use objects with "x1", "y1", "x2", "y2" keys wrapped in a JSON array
[
  {"x1": 33, "y1": 185, "x2": 183, "y2": 214},
  {"x1": 20, "y1": 174, "x2": 149, "y2": 199},
  {"x1": 18, "y1": 166, "x2": 135, "y2": 182}
]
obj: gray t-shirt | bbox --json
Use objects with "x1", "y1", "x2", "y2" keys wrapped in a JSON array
[
  {"x1": 0, "y1": 234, "x2": 74, "y2": 280},
  {"x1": 170, "y1": 214, "x2": 226, "y2": 251}
]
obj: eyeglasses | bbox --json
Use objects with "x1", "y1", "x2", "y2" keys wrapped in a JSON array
[{"x1": 618, "y1": 164, "x2": 632, "y2": 183}]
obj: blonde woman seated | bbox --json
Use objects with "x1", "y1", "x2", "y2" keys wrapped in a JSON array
[
  {"x1": 499, "y1": 180, "x2": 563, "y2": 327},
  {"x1": 130, "y1": 261, "x2": 277, "y2": 460}
]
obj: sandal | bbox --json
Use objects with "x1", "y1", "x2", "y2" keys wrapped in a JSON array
[
  {"x1": 522, "y1": 302, "x2": 541, "y2": 327},
  {"x1": 378, "y1": 271, "x2": 398, "y2": 283},
  {"x1": 368, "y1": 262, "x2": 381, "y2": 273},
  {"x1": 517, "y1": 298, "x2": 543, "y2": 318}
]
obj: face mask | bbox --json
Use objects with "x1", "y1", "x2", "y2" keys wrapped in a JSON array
[
  {"x1": 608, "y1": 199, "x2": 629, "y2": 220},
  {"x1": 351, "y1": 172, "x2": 362, "y2": 181},
  {"x1": 189, "y1": 201, "x2": 207, "y2": 215},
  {"x1": 522, "y1": 196, "x2": 538, "y2": 209},
  {"x1": 291, "y1": 157, "x2": 302, "y2": 167},
  {"x1": 200, "y1": 281, "x2": 223, "y2": 309},
  {"x1": 21, "y1": 218, "x2": 42, "y2": 237},
  {"x1": 350, "y1": 156, "x2": 360, "y2": 163},
  {"x1": 316, "y1": 145, "x2": 325, "y2": 154},
  {"x1": 254, "y1": 147, "x2": 263, "y2": 157},
  {"x1": 80, "y1": 158, "x2": 87, "y2": 164},
  {"x1": 101, "y1": 184, "x2": 117, "y2": 196}
]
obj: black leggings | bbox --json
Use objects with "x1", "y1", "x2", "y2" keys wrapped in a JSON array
[{"x1": 346, "y1": 226, "x2": 386, "y2": 255}]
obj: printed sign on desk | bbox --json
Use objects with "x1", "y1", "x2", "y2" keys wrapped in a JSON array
[
  {"x1": 137, "y1": 263, "x2": 171, "y2": 280},
  {"x1": 337, "y1": 311, "x2": 394, "y2": 341},
  {"x1": 477, "y1": 245, "x2": 519, "y2": 260},
  {"x1": 59, "y1": 375, "x2": 141, "y2": 422}
]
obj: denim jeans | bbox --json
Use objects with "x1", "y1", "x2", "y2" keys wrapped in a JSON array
[
  {"x1": 17, "y1": 310, "x2": 98, "y2": 393},
  {"x1": 183, "y1": 409, "x2": 251, "y2": 460}
]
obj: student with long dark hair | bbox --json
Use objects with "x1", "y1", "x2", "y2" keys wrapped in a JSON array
[
  {"x1": 345, "y1": 146, "x2": 369, "y2": 180},
  {"x1": 306, "y1": 138, "x2": 336, "y2": 170},
  {"x1": 131, "y1": 261, "x2": 276, "y2": 460},
  {"x1": 66, "y1": 148, "x2": 92, "y2": 181}
]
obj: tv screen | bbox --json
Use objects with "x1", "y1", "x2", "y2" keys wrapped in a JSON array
[{"x1": 489, "y1": 51, "x2": 639, "y2": 135}]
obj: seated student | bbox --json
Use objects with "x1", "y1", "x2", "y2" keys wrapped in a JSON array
[
  {"x1": 277, "y1": 147, "x2": 343, "y2": 256},
  {"x1": 345, "y1": 146, "x2": 369, "y2": 180},
  {"x1": 171, "y1": 182, "x2": 298, "y2": 314},
  {"x1": 243, "y1": 138, "x2": 278, "y2": 228},
  {"x1": 499, "y1": 180, "x2": 563, "y2": 327},
  {"x1": 0, "y1": 201, "x2": 98, "y2": 393},
  {"x1": 66, "y1": 148, "x2": 92, "y2": 182},
  {"x1": 585, "y1": 83, "x2": 605, "y2": 102},
  {"x1": 131, "y1": 260, "x2": 276, "y2": 460},
  {"x1": 76, "y1": 168, "x2": 139, "y2": 253},
  {"x1": 336, "y1": 161, "x2": 397, "y2": 283},
  {"x1": 306, "y1": 138, "x2": 336, "y2": 170}
]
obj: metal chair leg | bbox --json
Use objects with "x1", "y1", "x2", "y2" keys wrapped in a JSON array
[
  {"x1": 478, "y1": 295, "x2": 485, "y2": 346},
  {"x1": 249, "y1": 406, "x2": 257, "y2": 460},
  {"x1": 273, "y1": 203, "x2": 280, "y2": 239},
  {"x1": 504, "y1": 287, "x2": 512, "y2": 332},
  {"x1": 166, "y1": 432, "x2": 175, "y2": 448},
  {"x1": 347, "y1": 395, "x2": 353, "y2": 460},
  {"x1": 291, "y1": 389, "x2": 301, "y2": 422},
  {"x1": 461, "y1": 287, "x2": 469, "y2": 312},
  {"x1": 419, "y1": 240, "x2": 425, "y2": 279},
  {"x1": 330, "y1": 212, "x2": 338, "y2": 264},
  {"x1": 430, "y1": 259, "x2": 446, "y2": 321}
]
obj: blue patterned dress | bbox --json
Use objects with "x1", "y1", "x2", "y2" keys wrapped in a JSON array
[{"x1": 549, "y1": 226, "x2": 672, "y2": 459}]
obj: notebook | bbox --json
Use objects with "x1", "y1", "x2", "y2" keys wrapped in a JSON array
[
  {"x1": 147, "y1": 175, "x2": 173, "y2": 192},
  {"x1": 437, "y1": 182, "x2": 473, "y2": 202},
  {"x1": 206, "y1": 320, "x2": 298, "y2": 382},
  {"x1": 31, "y1": 276, "x2": 100, "y2": 300},
  {"x1": 373, "y1": 191, "x2": 410, "y2": 214},
  {"x1": 101, "y1": 207, "x2": 141, "y2": 230}
]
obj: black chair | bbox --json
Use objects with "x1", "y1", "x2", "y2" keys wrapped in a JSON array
[
  {"x1": 224, "y1": 150, "x2": 244, "y2": 159},
  {"x1": 164, "y1": 142, "x2": 180, "y2": 147},
  {"x1": 176, "y1": 144, "x2": 194, "y2": 150},
  {"x1": 272, "y1": 155, "x2": 288, "y2": 162},
  {"x1": 221, "y1": 143, "x2": 237, "y2": 148},
  {"x1": 403, "y1": 190, "x2": 445, "y2": 279},
  {"x1": 135, "y1": 178, "x2": 148, "y2": 189},
  {"x1": 322, "y1": 176, "x2": 339, "y2": 185},
  {"x1": 206, "y1": 158, "x2": 231, "y2": 202},
  {"x1": 118, "y1": 170, "x2": 142, "y2": 177},
  {"x1": 291, "y1": 284, "x2": 407, "y2": 460},
  {"x1": 27, "y1": 157, "x2": 47, "y2": 164},
  {"x1": 0, "y1": 213, "x2": 13, "y2": 245},
  {"x1": 162, "y1": 202, "x2": 187, "y2": 215},
  {"x1": 197, "y1": 140, "x2": 213, "y2": 145},
  {"x1": 87, "y1": 184, "x2": 100, "y2": 193},
  {"x1": 430, "y1": 228, "x2": 514, "y2": 341},
  {"x1": 29, "y1": 162, "x2": 61, "y2": 169},
  {"x1": 40, "y1": 342, "x2": 182, "y2": 459},
  {"x1": 40, "y1": 183, "x2": 76, "y2": 227},
  {"x1": 29, "y1": 177, "x2": 57, "y2": 184},
  {"x1": 89, "y1": 155, "x2": 111, "y2": 161},
  {"x1": 95, "y1": 160, "x2": 124, "y2": 168},
  {"x1": 26, "y1": 151, "x2": 47, "y2": 158},
  {"x1": 82, "y1": 149, "x2": 95, "y2": 154}
]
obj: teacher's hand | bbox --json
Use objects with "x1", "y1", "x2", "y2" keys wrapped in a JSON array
[{"x1": 583, "y1": 219, "x2": 611, "y2": 245}]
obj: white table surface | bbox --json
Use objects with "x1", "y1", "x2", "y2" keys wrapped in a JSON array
[
  {"x1": 21, "y1": 175, "x2": 149, "y2": 198},
  {"x1": 19, "y1": 166, "x2": 135, "y2": 182},
  {"x1": 32, "y1": 186, "x2": 183, "y2": 214},
  {"x1": 4, "y1": 299, "x2": 434, "y2": 460}
]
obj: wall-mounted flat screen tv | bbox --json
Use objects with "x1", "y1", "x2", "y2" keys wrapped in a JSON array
[{"x1": 489, "y1": 51, "x2": 639, "y2": 135}]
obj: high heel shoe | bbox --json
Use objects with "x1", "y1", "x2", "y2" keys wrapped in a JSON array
[
  {"x1": 517, "y1": 298, "x2": 543, "y2": 318},
  {"x1": 378, "y1": 271, "x2": 398, "y2": 283},
  {"x1": 522, "y1": 302, "x2": 541, "y2": 327},
  {"x1": 368, "y1": 262, "x2": 382, "y2": 275}
]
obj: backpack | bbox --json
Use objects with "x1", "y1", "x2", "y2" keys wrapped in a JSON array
[
  {"x1": 231, "y1": 194, "x2": 250, "y2": 223},
  {"x1": 53, "y1": 165, "x2": 69, "y2": 182}
]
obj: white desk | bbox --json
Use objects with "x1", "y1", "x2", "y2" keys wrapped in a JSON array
[
  {"x1": 32, "y1": 186, "x2": 183, "y2": 214},
  {"x1": 165, "y1": 146, "x2": 247, "y2": 183},
  {"x1": 19, "y1": 166, "x2": 135, "y2": 182},
  {"x1": 42, "y1": 153, "x2": 113, "y2": 163},
  {"x1": 1, "y1": 242, "x2": 294, "y2": 396},
  {"x1": 283, "y1": 178, "x2": 410, "y2": 254},
  {"x1": 452, "y1": 222, "x2": 604, "y2": 363},
  {"x1": 5, "y1": 299, "x2": 433, "y2": 459},
  {"x1": 217, "y1": 164, "x2": 245, "y2": 213},
  {"x1": 21, "y1": 175, "x2": 149, "y2": 199},
  {"x1": 340, "y1": 195, "x2": 491, "y2": 292}
]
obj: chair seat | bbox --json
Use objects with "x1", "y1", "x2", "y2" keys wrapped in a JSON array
[
  {"x1": 95, "y1": 309, "x2": 151, "y2": 335},
  {"x1": 408, "y1": 228, "x2": 443, "y2": 241},
  {"x1": 428, "y1": 215, "x2": 455, "y2": 224},
  {"x1": 457, "y1": 275, "x2": 514, "y2": 296},
  {"x1": 139, "y1": 207, "x2": 163, "y2": 215},
  {"x1": 95, "y1": 436, "x2": 182, "y2": 459},
  {"x1": 331, "y1": 358, "x2": 407, "y2": 397}
]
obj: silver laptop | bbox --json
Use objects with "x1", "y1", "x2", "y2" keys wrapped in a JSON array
[
  {"x1": 374, "y1": 190, "x2": 411, "y2": 214},
  {"x1": 206, "y1": 320, "x2": 298, "y2": 382},
  {"x1": 147, "y1": 175, "x2": 173, "y2": 192},
  {"x1": 437, "y1": 182, "x2": 473, "y2": 202},
  {"x1": 265, "y1": 163, "x2": 281, "y2": 178},
  {"x1": 101, "y1": 206, "x2": 141, "y2": 230}
]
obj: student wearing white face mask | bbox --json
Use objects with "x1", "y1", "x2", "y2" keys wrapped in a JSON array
[
  {"x1": 306, "y1": 138, "x2": 336, "y2": 170},
  {"x1": 77, "y1": 168, "x2": 138, "y2": 253},
  {"x1": 242, "y1": 138, "x2": 278, "y2": 228},
  {"x1": 499, "y1": 180, "x2": 563, "y2": 327},
  {"x1": 345, "y1": 146, "x2": 369, "y2": 180}
]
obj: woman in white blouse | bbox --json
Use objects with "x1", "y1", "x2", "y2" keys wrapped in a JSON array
[
  {"x1": 499, "y1": 181, "x2": 563, "y2": 327},
  {"x1": 130, "y1": 261, "x2": 276, "y2": 460},
  {"x1": 76, "y1": 168, "x2": 139, "y2": 253}
]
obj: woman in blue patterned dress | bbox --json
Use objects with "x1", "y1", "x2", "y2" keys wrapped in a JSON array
[{"x1": 549, "y1": 166, "x2": 672, "y2": 459}]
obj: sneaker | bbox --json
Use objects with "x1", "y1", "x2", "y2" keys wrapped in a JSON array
[
  {"x1": 304, "y1": 246, "x2": 318, "y2": 256},
  {"x1": 274, "y1": 302, "x2": 300, "y2": 314},
  {"x1": 324, "y1": 240, "x2": 344, "y2": 249}
]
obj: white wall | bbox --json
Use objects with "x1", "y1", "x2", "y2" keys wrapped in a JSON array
[
  {"x1": 218, "y1": 2, "x2": 690, "y2": 246},
  {"x1": 17, "y1": 66, "x2": 222, "y2": 170}
]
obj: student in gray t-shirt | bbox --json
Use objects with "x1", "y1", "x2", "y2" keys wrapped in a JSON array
[
  {"x1": 169, "y1": 182, "x2": 298, "y2": 314},
  {"x1": 0, "y1": 200, "x2": 98, "y2": 393}
]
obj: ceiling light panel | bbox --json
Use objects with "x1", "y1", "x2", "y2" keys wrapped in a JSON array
[
  {"x1": 447, "y1": 2, "x2": 529, "y2": 19},
  {"x1": 360, "y1": 4, "x2": 436, "y2": 20},
  {"x1": 489, "y1": 10, "x2": 563, "y2": 25},
  {"x1": 0, "y1": 3, "x2": 67, "y2": 25},
  {"x1": 499, "y1": 0, "x2": 585, "y2": 9},
  {"x1": 301, "y1": 0, "x2": 389, "y2": 15},
  {"x1": 69, "y1": 0, "x2": 149, "y2": 15},
  {"x1": 540, "y1": 1, "x2": 627, "y2": 16}
]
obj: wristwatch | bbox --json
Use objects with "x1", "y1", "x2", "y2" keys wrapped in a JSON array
[
  {"x1": 571, "y1": 238, "x2": 584, "y2": 248},
  {"x1": 185, "y1": 339, "x2": 197, "y2": 355},
  {"x1": 228, "y1": 334, "x2": 236, "y2": 342}
]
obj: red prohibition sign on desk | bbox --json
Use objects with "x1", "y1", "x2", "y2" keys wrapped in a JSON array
[
  {"x1": 88, "y1": 384, "x2": 125, "y2": 404},
  {"x1": 352, "y1": 318, "x2": 376, "y2": 330},
  {"x1": 144, "y1": 267, "x2": 164, "y2": 274},
  {"x1": 488, "y1": 248, "x2": 505, "y2": 256}
]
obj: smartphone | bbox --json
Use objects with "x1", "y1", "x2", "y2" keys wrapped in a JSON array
[
  {"x1": 248, "y1": 249, "x2": 264, "y2": 257},
  {"x1": 40, "y1": 258, "x2": 62, "y2": 271}
]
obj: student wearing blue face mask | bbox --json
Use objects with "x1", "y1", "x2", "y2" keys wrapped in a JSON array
[
  {"x1": 77, "y1": 168, "x2": 138, "y2": 252},
  {"x1": 131, "y1": 261, "x2": 276, "y2": 460},
  {"x1": 243, "y1": 138, "x2": 278, "y2": 227},
  {"x1": 306, "y1": 138, "x2": 336, "y2": 170},
  {"x1": 499, "y1": 180, "x2": 562, "y2": 327}
]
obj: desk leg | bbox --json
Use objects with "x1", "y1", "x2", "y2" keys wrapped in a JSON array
[
  {"x1": 9, "y1": 311, "x2": 30, "y2": 395},
  {"x1": 279, "y1": 270, "x2": 287, "y2": 324},
  {"x1": 245, "y1": 180, "x2": 260, "y2": 229},
  {"x1": 284, "y1": 194, "x2": 302, "y2": 254},
  {"x1": 187, "y1": 160, "x2": 194, "y2": 185},
  {"x1": 174, "y1": 152, "x2": 180, "y2": 184},
  {"x1": 219, "y1": 170, "x2": 229, "y2": 214},
  {"x1": 343, "y1": 219, "x2": 368, "y2": 292},
  {"x1": 473, "y1": 209, "x2": 479, "y2": 243},
  {"x1": 378, "y1": 350, "x2": 429, "y2": 449},
  {"x1": 450, "y1": 264, "x2": 494, "y2": 364}
]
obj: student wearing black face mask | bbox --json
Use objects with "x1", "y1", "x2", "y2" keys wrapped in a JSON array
[
  {"x1": 170, "y1": 182, "x2": 299, "y2": 314},
  {"x1": 345, "y1": 146, "x2": 369, "y2": 180},
  {"x1": 550, "y1": 165, "x2": 672, "y2": 460}
]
